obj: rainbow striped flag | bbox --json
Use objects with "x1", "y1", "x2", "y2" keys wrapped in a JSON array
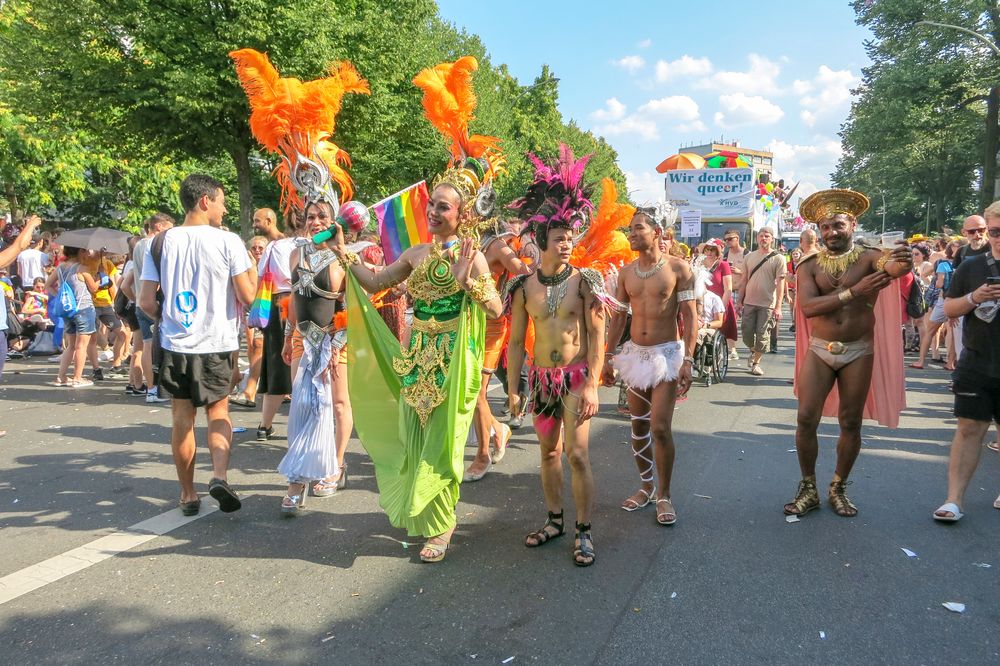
[{"x1": 373, "y1": 181, "x2": 430, "y2": 264}]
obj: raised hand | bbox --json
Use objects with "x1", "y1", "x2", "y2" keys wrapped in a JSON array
[{"x1": 452, "y1": 237, "x2": 477, "y2": 288}]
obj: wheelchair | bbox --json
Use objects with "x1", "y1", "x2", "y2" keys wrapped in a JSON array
[{"x1": 693, "y1": 327, "x2": 729, "y2": 387}]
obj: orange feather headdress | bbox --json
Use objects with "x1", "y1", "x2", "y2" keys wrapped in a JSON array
[
  {"x1": 412, "y1": 56, "x2": 505, "y2": 227},
  {"x1": 230, "y1": 48, "x2": 370, "y2": 214},
  {"x1": 570, "y1": 178, "x2": 638, "y2": 275}
]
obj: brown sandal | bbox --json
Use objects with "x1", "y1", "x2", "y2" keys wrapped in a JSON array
[
  {"x1": 783, "y1": 476, "x2": 820, "y2": 516},
  {"x1": 828, "y1": 480, "x2": 858, "y2": 517}
]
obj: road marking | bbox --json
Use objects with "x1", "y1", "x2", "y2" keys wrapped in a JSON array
[{"x1": 0, "y1": 496, "x2": 252, "y2": 607}]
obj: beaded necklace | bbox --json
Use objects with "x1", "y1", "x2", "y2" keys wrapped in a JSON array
[
  {"x1": 635, "y1": 256, "x2": 666, "y2": 280},
  {"x1": 537, "y1": 263, "x2": 573, "y2": 316},
  {"x1": 816, "y1": 244, "x2": 865, "y2": 286}
]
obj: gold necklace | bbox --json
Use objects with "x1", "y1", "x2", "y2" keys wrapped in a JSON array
[
  {"x1": 635, "y1": 256, "x2": 666, "y2": 280},
  {"x1": 816, "y1": 245, "x2": 864, "y2": 282}
]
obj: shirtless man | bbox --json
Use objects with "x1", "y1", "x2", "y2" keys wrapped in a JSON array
[
  {"x1": 464, "y1": 222, "x2": 532, "y2": 482},
  {"x1": 785, "y1": 189, "x2": 911, "y2": 518},
  {"x1": 601, "y1": 212, "x2": 697, "y2": 525},
  {"x1": 507, "y1": 224, "x2": 607, "y2": 567}
]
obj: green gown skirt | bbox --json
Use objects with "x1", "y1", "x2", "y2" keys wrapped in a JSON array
[{"x1": 345, "y1": 272, "x2": 484, "y2": 537}]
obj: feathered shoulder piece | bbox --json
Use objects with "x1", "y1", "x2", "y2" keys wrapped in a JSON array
[
  {"x1": 509, "y1": 144, "x2": 594, "y2": 249},
  {"x1": 230, "y1": 48, "x2": 370, "y2": 213},
  {"x1": 579, "y1": 268, "x2": 628, "y2": 313},
  {"x1": 569, "y1": 178, "x2": 637, "y2": 277},
  {"x1": 413, "y1": 56, "x2": 506, "y2": 228}
]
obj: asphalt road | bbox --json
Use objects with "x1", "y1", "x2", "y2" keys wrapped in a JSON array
[{"x1": 0, "y1": 338, "x2": 997, "y2": 665}]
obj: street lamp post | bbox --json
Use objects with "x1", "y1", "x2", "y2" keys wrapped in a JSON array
[{"x1": 880, "y1": 190, "x2": 887, "y2": 234}]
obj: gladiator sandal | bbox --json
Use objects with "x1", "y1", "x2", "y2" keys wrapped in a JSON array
[
  {"x1": 782, "y1": 476, "x2": 820, "y2": 516},
  {"x1": 573, "y1": 522, "x2": 596, "y2": 567},
  {"x1": 828, "y1": 479, "x2": 858, "y2": 517},
  {"x1": 621, "y1": 388, "x2": 656, "y2": 512},
  {"x1": 525, "y1": 510, "x2": 564, "y2": 548}
]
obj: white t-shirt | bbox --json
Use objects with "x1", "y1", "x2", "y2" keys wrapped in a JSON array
[
  {"x1": 701, "y1": 291, "x2": 725, "y2": 326},
  {"x1": 259, "y1": 237, "x2": 297, "y2": 293},
  {"x1": 141, "y1": 225, "x2": 252, "y2": 354},
  {"x1": 17, "y1": 248, "x2": 50, "y2": 283}
]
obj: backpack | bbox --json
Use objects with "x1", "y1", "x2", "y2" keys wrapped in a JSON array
[
  {"x1": 49, "y1": 265, "x2": 79, "y2": 319},
  {"x1": 906, "y1": 271, "x2": 928, "y2": 319}
]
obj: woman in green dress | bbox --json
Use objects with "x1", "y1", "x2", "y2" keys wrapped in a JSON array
[{"x1": 330, "y1": 177, "x2": 502, "y2": 562}]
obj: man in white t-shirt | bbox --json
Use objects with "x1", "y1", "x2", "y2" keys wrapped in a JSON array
[
  {"x1": 16, "y1": 238, "x2": 50, "y2": 287},
  {"x1": 139, "y1": 174, "x2": 256, "y2": 516}
]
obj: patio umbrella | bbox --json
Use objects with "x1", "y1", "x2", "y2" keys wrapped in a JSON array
[
  {"x1": 655, "y1": 152, "x2": 707, "y2": 173},
  {"x1": 56, "y1": 227, "x2": 133, "y2": 255},
  {"x1": 704, "y1": 150, "x2": 751, "y2": 168}
]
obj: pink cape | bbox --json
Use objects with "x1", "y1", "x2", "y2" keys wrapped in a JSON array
[{"x1": 793, "y1": 281, "x2": 906, "y2": 428}]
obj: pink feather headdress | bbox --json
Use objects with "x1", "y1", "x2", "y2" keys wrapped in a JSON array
[{"x1": 509, "y1": 144, "x2": 594, "y2": 248}]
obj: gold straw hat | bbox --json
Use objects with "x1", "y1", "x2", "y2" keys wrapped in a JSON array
[{"x1": 799, "y1": 188, "x2": 870, "y2": 223}]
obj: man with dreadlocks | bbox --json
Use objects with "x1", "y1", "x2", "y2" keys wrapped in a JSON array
[
  {"x1": 506, "y1": 145, "x2": 624, "y2": 567},
  {"x1": 601, "y1": 210, "x2": 697, "y2": 526}
]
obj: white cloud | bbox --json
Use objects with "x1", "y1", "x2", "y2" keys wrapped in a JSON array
[
  {"x1": 624, "y1": 170, "x2": 665, "y2": 207},
  {"x1": 696, "y1": 54, "x2": 781, "y2": 95},
  {"x1": 792, "y1": 80, "x2": 813, "y2": 95},
  {"x1": 713, "y1": 93, "x2": 784, "y2": 128},
  {"x1": 655, "y1": 55, "x2": 712, "y2": 82},
  {"x1": 637, "y1": 96, "x2": 700, "y2": 121},
  {"x1": 637, "y1": 38, "x2": 652, "y2": 49},
  {"x1": 799, "y1": 65, "x2": 858, "y2": 110},
  {"x1": 590, "y1": 97, "x2": 627, "y2": 122},
  {"x1": 675, "y1": 119, "x2": 708, "y2": 134},
  {"x1": 591, "y1": 95, "x2": 703, "y2": 140},
  {"x1": 800, "y1": 110, "x2": 817, "y2": 127},
  {"x1": 614, "y1": 55, "x2": 646, "y2": 73},
  {"x1": 766, "y1": 138, "x2": 843, "y2": 196}
]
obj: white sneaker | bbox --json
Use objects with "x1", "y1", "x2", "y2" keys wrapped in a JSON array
[
  {"x1": 98, "y1": 349, "x2": 114, "y2": 362},
  {"x1": 750, "y1": 364, "x2": 764, "y2": 376},
  {"x1": 729, "y1": 349, "x2": 739, "y2": 361},
  {"x1": 146, "y1": 387, "x2": 169, "y2": 403}
]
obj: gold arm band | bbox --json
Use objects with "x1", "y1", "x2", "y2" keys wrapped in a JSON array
[
  {"x1": 875, "y1": 255, "x2": 889, "y2": 271},
  {"x1": 838, "y1": 288, "x2": 854, "y2": 303},
  {"x1": 339, "y1": 251, "x2": 360, "y2": 269},
  {"x1": 467, "y1": 273, "x2": 499, "y2": 305}
]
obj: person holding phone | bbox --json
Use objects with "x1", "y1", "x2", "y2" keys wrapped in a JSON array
[{"x1": 934, "y1": 203, "x2": 1000, "y2": 521}]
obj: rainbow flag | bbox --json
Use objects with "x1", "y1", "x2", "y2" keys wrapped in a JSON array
[{"x1": 374, "y1": 181, "x2": 430, "y2": 263}]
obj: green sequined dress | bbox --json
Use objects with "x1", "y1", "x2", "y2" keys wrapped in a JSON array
[{"x1": 346, "y1": 243, "x2": 485, "y2": 537}]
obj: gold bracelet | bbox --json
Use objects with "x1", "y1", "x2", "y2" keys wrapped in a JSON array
[
  {"x1": 875, "y1": 255, "x2": 889, "y2": 271},
  {"x1": 838, "y1": 288, "x2": 854, "y2": 303},
  {"x1": 338, "y1": 251, "x2": 360, "y2": 270},
  {"x1": 467, "y1": 273, "x2": 499, "y2": 305}
]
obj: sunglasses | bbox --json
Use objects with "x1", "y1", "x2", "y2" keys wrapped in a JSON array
[
  {"x1": 965, "y1": 227, "x2": 987, "y2": 236},
  {"x1": 989, "y1": 227, "x2": 1000, "y2": 238}
]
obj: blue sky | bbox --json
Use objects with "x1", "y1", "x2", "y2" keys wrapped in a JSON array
[{"x1": 436, "y1": 0, "x2": 872, "y2": 207}]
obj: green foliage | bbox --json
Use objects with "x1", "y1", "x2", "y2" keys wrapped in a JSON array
[
  {"x1": 835, "y1": 0, "x2": 1000, "y2": 233},
  {"x1": 0, "y1": 0, "x2": 627, "y2": 236}
]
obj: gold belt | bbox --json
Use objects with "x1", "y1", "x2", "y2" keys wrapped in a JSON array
[
  {"x1": 412, "y1": 316, "x2": 460, "y2": 335},
  {"x1": 826, "y1": 341, "x2": 847, "y2": 355}
]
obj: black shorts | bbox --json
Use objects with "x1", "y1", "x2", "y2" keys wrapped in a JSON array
[
  {"x1": 160, "y1": 350, "x2": 234, "y2": 407},
  {"x1": 952, "y1": 366, "x2": 1000, "y2": 423},
  {"x1": 95, "y1": 305, "x2": 122, "y2": 330},
  {"x1": 122, "y1": 305, "x2": 140, "y2": 332}
]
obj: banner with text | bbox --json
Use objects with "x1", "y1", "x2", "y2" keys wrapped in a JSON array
[{"x1": 663, "y1": 168, "x2": 755, "y2": 219}]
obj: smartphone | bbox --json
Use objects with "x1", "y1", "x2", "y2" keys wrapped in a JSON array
[{"x1": 987, "y1": 276, "x2": 1000, "y2": 285}]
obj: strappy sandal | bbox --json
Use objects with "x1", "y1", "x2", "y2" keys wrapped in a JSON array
[
  {"x1": 525, "y1": 510, "x2": 564, "y2": 548},
  {"x1": 783, "y1": 476, "x2": 820, "y2": 516},
  {"x1": 621, "y1": 487, "x2": 655, "y2": 512},
  {"x1": 280, "y1": 483, "x2": 306, "y2": 516},
  {"x1": 828, "y1": 480, "x2": 858, "y2": 517},
  {"x1": 573, "y1": 522, "x2": 595, "y2": 567},
  {"x1": 656, "y1": 498, "x2": 677, "y2": 525},
  {"x1": 313, "y1": 466, "x2": 347, "y2": 498},
  {"x1": 420, "y1": 531, "x2": 453, "y2": 563}
]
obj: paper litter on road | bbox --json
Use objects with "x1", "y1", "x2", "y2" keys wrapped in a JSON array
[
  {"x1": 972, "y1": 562, "x2": 991, "y2": 568},
  {"x1": 785, "y1": 515, "x2": 800, "y2": 523},
  {"x1": 233, "y1": 427, "x2": 247, "y2": 433},
  {"x1": 693, "y1": 494, "x2": 712, "y2": 499},
  {"x1": 787, "y1": 448, "x2": 797, "y2": 452},
  {"x1": 670, "y1": 592, "x2": 677, "y2": 599},
  {"x1": 502, "y1": 658, "x2": 515, "y2": 664},
  {"x1": 321, "y1": 635, "x2": 336, "y2": 643},
  {"x1": 250, "y1": 634, "x2": 260, "y2": 639},
  {"x1": 942, "y1": 602, "x2": 966, "y2": 613},
  {"x1": 819, "y1": 631, "x2": 826, "y2": 639},
  {"x1": 900, "y1": 548, "x2": 917, "y2": 558}
]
